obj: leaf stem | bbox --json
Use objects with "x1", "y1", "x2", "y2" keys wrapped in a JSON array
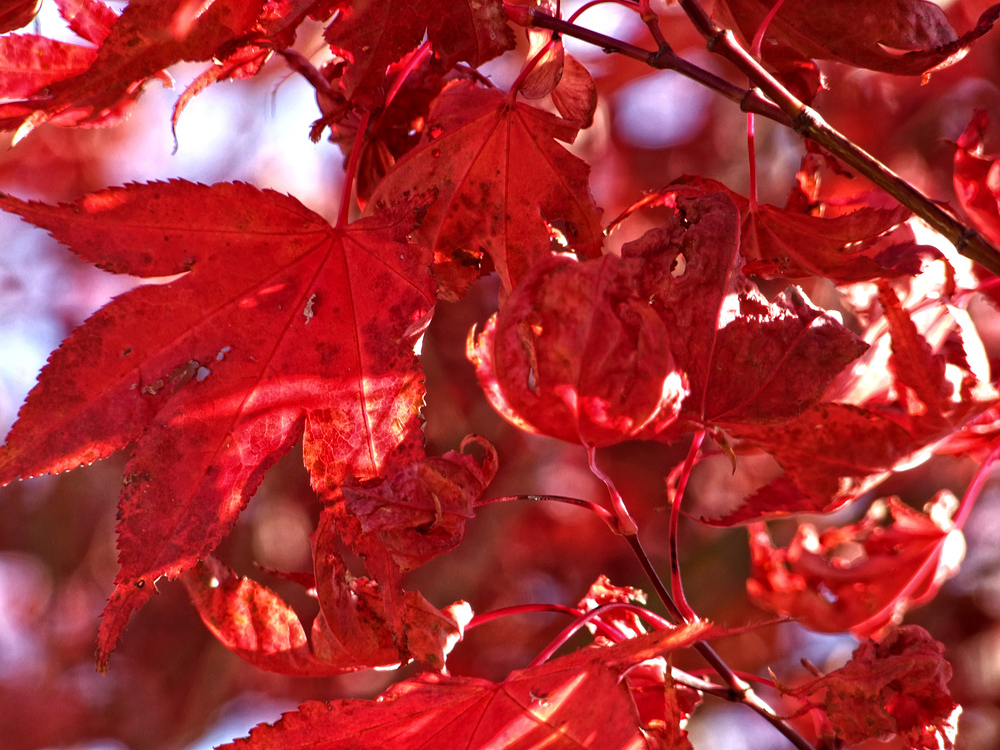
[
  {"x1": 527, "y1": 602, "x2": 663, "y2": 666},
  {"x1": 666, "y1": 430, "x2": 705, "y2": 623},
  {"x1": 477, "y1": 493, "x2": 621, "y2": 532},
  {"x1": 336, "y1": 109, "x2": 371, "y2": 229},
  {"x1": 467, "y1": 602, "x2": 626, "y2": 641},
  {"x1": 587, "y1": 446, "x2": 638, "y2": 535}
]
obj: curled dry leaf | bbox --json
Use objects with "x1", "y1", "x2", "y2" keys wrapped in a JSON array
[
  {"x1": 784, "y1": 625, "x2": 961, "y2": 750},
  {"x1": 747, "y1": 492, "x2": 965, "y2": 638},
  {"x1": 468, "y1": 252, "x2": 686, "y2": 447},
  {"x1": 333, "y1": 435, "x2": 498, "y2": 628},
  {"x1": 311, "y1": 508, "x2": 472, "y2": 672},
  {"x1": 340, "y1": 435, "x2": 498, "y2": 574}
]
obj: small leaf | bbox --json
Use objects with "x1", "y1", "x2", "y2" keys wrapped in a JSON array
[
  {"x1": 953, "y1": 109, "x2": 1000, "y2": 247},
  {"x1": 785, "y1": 625, "x2": 961, "y2": 750},
  {"x1": 368, "y1": 81, "x2": 604, "y2": 299},
  {"x1": 748, "y1": 493, "x2": 965, "y2": 637}
]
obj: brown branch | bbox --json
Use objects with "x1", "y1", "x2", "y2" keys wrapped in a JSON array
[
  {"x1": 507, "y1": 2, "x2": 1000, "y2": 277},
  {"x1": 674, "y1": 0, "x2": 1000, "y2": 276}
]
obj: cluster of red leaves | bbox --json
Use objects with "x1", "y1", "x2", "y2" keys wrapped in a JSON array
[
  {"x1": 2, "y1": 0, "x2": 1000, "y2": 748},
  {"x1": 783, "y1": 625, "x2": 962, "y2": 750}
]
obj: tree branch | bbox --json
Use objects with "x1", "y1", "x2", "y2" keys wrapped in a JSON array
[{"x1": 506, "y1": 2, "x2": 1000, "y2": 276}]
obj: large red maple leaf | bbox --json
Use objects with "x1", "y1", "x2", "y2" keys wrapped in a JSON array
[{"x1": 0, "y1": 181, "x2": 435, "y2": 669}]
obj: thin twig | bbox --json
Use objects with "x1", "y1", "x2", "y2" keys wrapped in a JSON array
[
  {"x1": 625, "y1": 534, "x2": 818, "y2": 750},
  {"x1": 505, "y1": 5, "x2": 791, "y2": 126},
  {"x1": 506, "y1": 2, "x2": 1000, "y2": 277}
]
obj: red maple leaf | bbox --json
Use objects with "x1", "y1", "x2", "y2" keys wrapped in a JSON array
[
  {"x1": 712, "y1": 272, "x2": 998, "y2": 524},
  {"x1": 748, "y1": 493, "x2": 965, "y2": 637},
  {"x1": 470, "y1": 192, "x2": 869, "y2": 449},
  {"x1": 324, "y1": 0, "x2": 514, "y2": 104},
  {"x1": 615, "y1": 176, "x2": 922, "y2": 283},
  {"x1": 368, "y1": 80, "x2": 604, "y2": 299},
  {"x1": 0, "y1": 0, "x2": 40, "y2": 33},
  {"x1": 621, "y1": 193, "x2": 869, "y2": 427},
  {"x1": 784, "y1": 625, "x2": 961, "y2": 750},
  {"x1": 954, "y1": 109, "x2": 1000, "y2": 248},
  {"x1": 0, "y1": 181, "x2": 435, "y2": 669},
  {"x1": 215, "y1": 621, "x2": 710, "y2": 750},
  {"x1": 714, "y1": 0, "x2": 1000, "y2": 79}
]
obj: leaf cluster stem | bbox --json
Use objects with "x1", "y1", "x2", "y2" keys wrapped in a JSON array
[{"x1": 626, "y1": 533, "x2": 817, "y2": 750}]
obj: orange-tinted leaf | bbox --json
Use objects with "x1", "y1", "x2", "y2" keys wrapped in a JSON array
[
  {"x1": 715, "y1": 0, "x2": 999, "y2": 78},
  {"x1": 183, "y1": 556, "x2": 348, "y2": 677},
  {"x1": 324, "y1": 0, "x2": 514, "y2": 104},
  {"x1": 311, "y1": 507, "x2": 471, "y2": 672},
  {"x1": 217, "y1": 621, "x2": 710, "y2": 750},
  {"x1": 519, "y1": 22, "x2": 564, "y2": 100},
  {"x1": 551, "y1": 53, "x2": 597, "y2": 129},
  {"x1": 469, "y1": 252, "x2": 685, "y2": 447},
  {"x1": 368, "y1": 81, "x2": 604, "y2": 299},
  {"x1": 748, "y1": 493, "x2": 964, "y2": 637},
  {"x1": 0, "y1": 181, "x2": 435, "y2": 668},
  {"x1": 785, "y1": 625, "x2": 961, "y2": 750},
  {"x1": 953, "y1": 109, "x2": 1000, "y2": 247}
]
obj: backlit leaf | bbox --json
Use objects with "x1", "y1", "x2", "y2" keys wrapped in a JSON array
[{"x1": 0, "y1": 181, "x2": 435, "y2": 668}]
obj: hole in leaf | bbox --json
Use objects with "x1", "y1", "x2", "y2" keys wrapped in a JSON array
[{"x1": 671, "y1": 253, "x2": 687, "y2": 278}]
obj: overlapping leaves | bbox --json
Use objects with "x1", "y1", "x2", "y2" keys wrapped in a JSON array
[{"x1": 0, "y1": 180, "x2": 435, "y2": 668}]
